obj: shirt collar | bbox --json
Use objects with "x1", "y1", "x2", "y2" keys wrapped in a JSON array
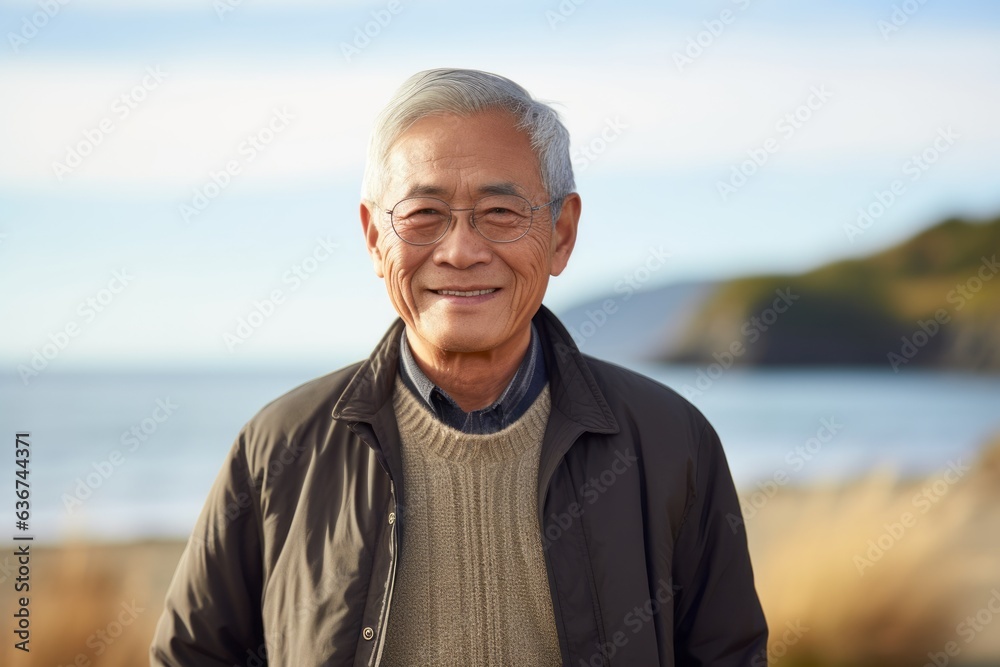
[
  {"x1": 398, "y1": 330, "x2": 438, "y2": 407},
  {"x1": 397, "y1": 323, "x2": 545, "y2": 432}
]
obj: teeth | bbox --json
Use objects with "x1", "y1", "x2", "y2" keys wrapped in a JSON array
[{"x1": 436, "y1": 289, "x2": 497, "y2": 297}]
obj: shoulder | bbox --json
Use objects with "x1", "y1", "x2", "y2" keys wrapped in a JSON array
[
  {"x1": 254, "y1": 362, "x2": 363, "y2": 428},
  {"x1": 577, "y1": 356, "x2": 734, "y2": 525},
  {"x1": 583, "y1": 355, "x2": 706, "y2": 423},
  {"x1": 238, "y1": 362, "x2": 365, "y2": 464},
  {"x1": 580, "y1": 354, "x2": 715, "y2": 452}
]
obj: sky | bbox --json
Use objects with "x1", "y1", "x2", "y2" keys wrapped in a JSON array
[{"x1": 2, "y1": 0, "x2": 999, "y2": 371}]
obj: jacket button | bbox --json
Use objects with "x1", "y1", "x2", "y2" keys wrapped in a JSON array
[
  {"x1": 388, "y1": 512, "x2": 396, "y2": 525},
  {"x1": 362, "y1": 626, "x2": 375, "y2": 641}
]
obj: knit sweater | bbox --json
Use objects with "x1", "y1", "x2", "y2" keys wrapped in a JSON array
[{"x1": 380, "y1": 376, "x2": 562, "y2": 667}]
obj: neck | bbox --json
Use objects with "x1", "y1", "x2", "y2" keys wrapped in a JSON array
[{"x1": 405, "y1": 327, "x2": 532, "y2": 412}]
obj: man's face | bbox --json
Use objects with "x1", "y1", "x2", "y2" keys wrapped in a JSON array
[{"x1": 361, "y1": 110, "x2": 579, "y2": 357}]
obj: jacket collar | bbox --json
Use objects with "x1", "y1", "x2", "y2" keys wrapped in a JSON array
[
  {"x1": 332, "y1": 305, "x2": 618, "y2": 436},
  {"x1": 331, "y1": 317, "x2": 406, "y2": 423}
]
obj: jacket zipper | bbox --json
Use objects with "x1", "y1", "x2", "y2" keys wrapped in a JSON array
[{"x1": 370, "y1": 480, "x2": 398, "y2": 667}]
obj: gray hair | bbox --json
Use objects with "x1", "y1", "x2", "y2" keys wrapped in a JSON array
[{"x1": 361, "y1": 68, "x2": 575, "y2": 221}]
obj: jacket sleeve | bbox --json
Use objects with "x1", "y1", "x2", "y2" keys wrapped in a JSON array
[
  {"x1": 150, "y1": 430, "x2": 267, "y2": 666},
  {"x1": 672, "y1": 421, "x2": 769, "y2": 666}
]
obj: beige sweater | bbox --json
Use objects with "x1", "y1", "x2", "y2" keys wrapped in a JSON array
[{"x1": 380, "y1": 377, "x2": 562, "y2": 666}]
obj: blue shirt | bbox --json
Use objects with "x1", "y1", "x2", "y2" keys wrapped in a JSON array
[{"x1": 397, "y1": 323, "x2": 547, "y2": 434}]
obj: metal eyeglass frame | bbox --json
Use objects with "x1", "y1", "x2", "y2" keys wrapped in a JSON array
[{"x1": 382, "y1": 194, "x2": 564, "y2": 246}]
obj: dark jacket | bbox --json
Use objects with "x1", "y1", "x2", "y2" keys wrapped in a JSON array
[{"x1": 151, "y1": 305, "x2": 768, "y2": 666}]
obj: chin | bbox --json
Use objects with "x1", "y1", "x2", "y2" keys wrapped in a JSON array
[{"x1": 420, "y1": 322, "x2": 505, "y2": 354}]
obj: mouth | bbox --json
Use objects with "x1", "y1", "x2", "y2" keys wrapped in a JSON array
[{"x1": 433, "y1": 288, "x2": 498, "y2": 297}]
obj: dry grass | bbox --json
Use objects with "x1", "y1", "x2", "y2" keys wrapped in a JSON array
[
  {"x1": 3, "y1": 438, "x2": 999, "y2": 666},
  {"x1": 746, "y1": 435, "x2": 1000, "y2": 666},
  {"x1": 0, "y1": 540, "x2": 185, "y2": 667}
]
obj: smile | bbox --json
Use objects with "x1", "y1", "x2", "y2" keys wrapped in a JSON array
[{"x1": 434, "y1": 288, "x2": 498, "y2": 297}]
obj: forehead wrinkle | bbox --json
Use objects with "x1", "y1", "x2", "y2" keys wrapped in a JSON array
[
  {"x1": 384, "y1": 112, "x2": 544, "y2": 203},
  {"x1": 477, "y1": 182, "x2": 524, "y2": 197},
  {"x1": 401, "y1": 181, "x2": 525, "y2": 200},
  {"x1": 403, "y1": 183, "x2": 451, "y2": 198}
]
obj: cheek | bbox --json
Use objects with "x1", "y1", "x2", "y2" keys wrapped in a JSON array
[
  {"x1": 382, "y1": 243, "x2": 425, "y2": 302},
  {"x1": 504, "y1": 234, "x2": 553, "y2": 296}
]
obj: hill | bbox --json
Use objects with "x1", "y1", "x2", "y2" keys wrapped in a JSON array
[
  {"x1": 664, "y1": 215, "x2": 1000, "y2": 371},
  {"x1": 556, "y1": 281, "x2": 712, "y2": 361}
]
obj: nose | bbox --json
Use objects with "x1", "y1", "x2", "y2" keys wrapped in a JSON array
[{"x1": 431, "y1": 208, "x2": 492, "y2": 270}]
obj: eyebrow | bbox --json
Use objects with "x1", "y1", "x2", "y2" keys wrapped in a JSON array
[{"x1": 402, "y1": 182, "x2": 525, "y2": 199}]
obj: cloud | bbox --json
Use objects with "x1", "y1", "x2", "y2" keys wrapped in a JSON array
[{"x1": 3, "y1": 29, "x2": 999, "y2": 195}]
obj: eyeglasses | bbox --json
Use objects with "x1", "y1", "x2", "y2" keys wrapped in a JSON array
[{"x1": 383, "y1": 194, "x2": 562, "y2": 246}]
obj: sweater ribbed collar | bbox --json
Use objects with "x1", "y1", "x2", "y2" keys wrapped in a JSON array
[
  {"x1": 392, "y1": 375, "x2": 551, "y2": 463},
  {"x1": 396, "y1": 323, "x2": 546, "y2": 434}
]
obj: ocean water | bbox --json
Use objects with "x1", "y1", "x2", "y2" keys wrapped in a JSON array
[{"x1": 4, "y1": 365, "x2": 999, "y2": 543}]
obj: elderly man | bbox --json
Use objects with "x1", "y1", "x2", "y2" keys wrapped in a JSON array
[{"x1": 152, "y1": 69, "x2": 767, "y2": 666}]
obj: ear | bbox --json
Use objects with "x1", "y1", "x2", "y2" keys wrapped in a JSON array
[
  {"x1": 549, "y1": 192, "x2": 581, "y2": 277},
  {"x1": 360, "y1": 201, "x2": 385, "y2": 278}
]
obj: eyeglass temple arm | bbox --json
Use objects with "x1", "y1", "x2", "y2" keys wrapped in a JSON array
[{"x1": 532, "y1": 196, "x2": 565, "y2": 212}]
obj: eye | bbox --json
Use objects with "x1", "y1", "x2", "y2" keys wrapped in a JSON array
[
  {"x1": 477, "y1": 206, "x2": 526, "y2": 227},
  {"x1": 393, "y1": 198, "x2": 449, "y2": 222}
]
